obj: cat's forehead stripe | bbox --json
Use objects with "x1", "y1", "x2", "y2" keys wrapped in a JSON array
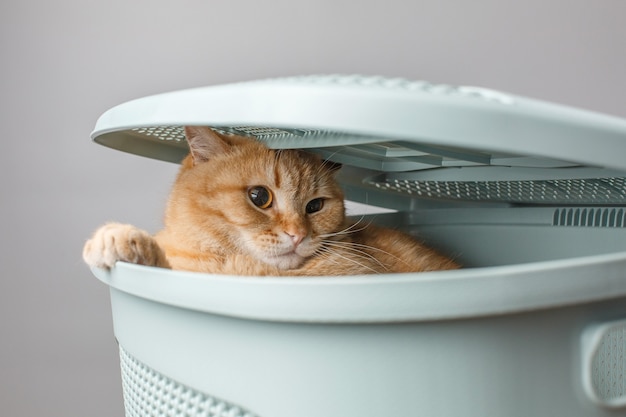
[{"x1": 272, "y1": 151, "x2": 283, "y2": 189}]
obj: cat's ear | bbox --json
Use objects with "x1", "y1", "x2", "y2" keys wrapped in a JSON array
[{"x1": 184, "y1": 126, "x2": 231, "y2": 165}]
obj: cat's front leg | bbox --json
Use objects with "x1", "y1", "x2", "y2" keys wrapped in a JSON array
[{"x1": 82, "y1": 223, "x2": 170, "y2": 270}]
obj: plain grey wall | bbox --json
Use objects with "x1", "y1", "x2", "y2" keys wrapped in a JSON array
[{"x1": 1, "y1": 0, "x2": 625, "y2": 415}]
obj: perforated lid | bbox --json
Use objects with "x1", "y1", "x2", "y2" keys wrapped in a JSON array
[{"x1": 91, "y1": 75, "x2": 626, "y2": 205}]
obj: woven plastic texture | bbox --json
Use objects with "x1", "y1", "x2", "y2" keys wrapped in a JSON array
[
  {"x1": 119, "y1": 347, "x2": 258, "y2": 417},
  {"x1": 591, "y1": 324, "x2": 626, "y2": 402},
  {"x1": 132, "y1": 126, "x2": 341, "y2": 143}
]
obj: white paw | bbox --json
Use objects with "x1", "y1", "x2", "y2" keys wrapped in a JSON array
[{"x1": 82, "y1": 223, "x2": 168, "y2": 269}]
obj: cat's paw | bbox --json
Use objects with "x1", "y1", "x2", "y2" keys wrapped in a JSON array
[{"x1": 82, "y1": 223, "x2": 169, "y2": 269}]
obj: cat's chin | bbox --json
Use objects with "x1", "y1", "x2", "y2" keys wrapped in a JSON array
[{"x1": 262, "y1": 252, "x2": 306, "y2": 270}]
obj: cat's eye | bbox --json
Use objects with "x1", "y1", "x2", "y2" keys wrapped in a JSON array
[
  {"x1": 306, "y1": 198, "x2": 324, "y2": 214},
  {"x1": 248, "y1": 186, "x2": 273, "y2": 209}
]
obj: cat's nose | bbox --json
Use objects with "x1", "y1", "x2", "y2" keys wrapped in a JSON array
[{"x1": 285, "y1": 232, "x2": 305, "y2": 247}]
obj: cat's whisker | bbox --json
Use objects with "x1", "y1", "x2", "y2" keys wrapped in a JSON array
[
  {"x1": 318, "y1": 216, "x2": 373, "y2": 239},
  {"x1": 319, "y1": 240, "x2": 383, "y2": 267},
  {"x1": 314, "y1": 245, "x2": 382, "y2": 274},
  {"x1": 316, "y1": 149, "x2": 343, "y2": 175},
  {"x1": 320, "y1": 239, "x2": 390, "y2": 271},
  {"x1": 312, "y1": 247, "x2": 344, "y2": 268},
  {"x1": 325, "y1": 238, "x2": 409, "y2": 267},
  {"x1": 327, "y1": 250, "x2": 382, "y2": 274}
]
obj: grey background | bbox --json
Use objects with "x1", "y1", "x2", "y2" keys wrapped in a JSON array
[{"x1": 1, "y1": 0, "x2": 625, "y2": 415}]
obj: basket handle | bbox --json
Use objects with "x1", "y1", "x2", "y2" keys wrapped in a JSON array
[{"x1": 581, "y1": 319, "x2": 626, "y2": 408}]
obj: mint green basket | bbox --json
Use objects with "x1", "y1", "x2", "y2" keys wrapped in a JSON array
[{"x1": 89, "y1": 75, "x2": 626, "y2": 417}]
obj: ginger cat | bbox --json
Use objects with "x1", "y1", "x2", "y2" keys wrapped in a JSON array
[{"x1": 83, "y1": 126, "x2": 459, "y2": 276}]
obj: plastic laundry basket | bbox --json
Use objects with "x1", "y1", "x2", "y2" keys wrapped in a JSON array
[{"x1": 88, "y1": 75, "x2": 626, "y2": 417}]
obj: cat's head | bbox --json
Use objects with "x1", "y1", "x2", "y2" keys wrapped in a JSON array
[{"x1": 166, "y1": 126, "x2": 346, "y2": 270}]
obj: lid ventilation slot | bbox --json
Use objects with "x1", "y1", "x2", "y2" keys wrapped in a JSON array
[
  {"x1": 367, "y1": 177, "x2": 626, "y2": 204},
  {"x1": 553, "y1": 208, "x2": 626, "y2": 227}
]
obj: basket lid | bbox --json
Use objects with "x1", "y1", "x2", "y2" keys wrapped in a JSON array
[{"x1": 91, "y1": 75, "x2": 626, "y2": 206}]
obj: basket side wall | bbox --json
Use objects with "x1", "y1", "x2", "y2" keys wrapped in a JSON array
[{"x1": 110, "y1": 288, "x2": 626, "y2": 417}]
